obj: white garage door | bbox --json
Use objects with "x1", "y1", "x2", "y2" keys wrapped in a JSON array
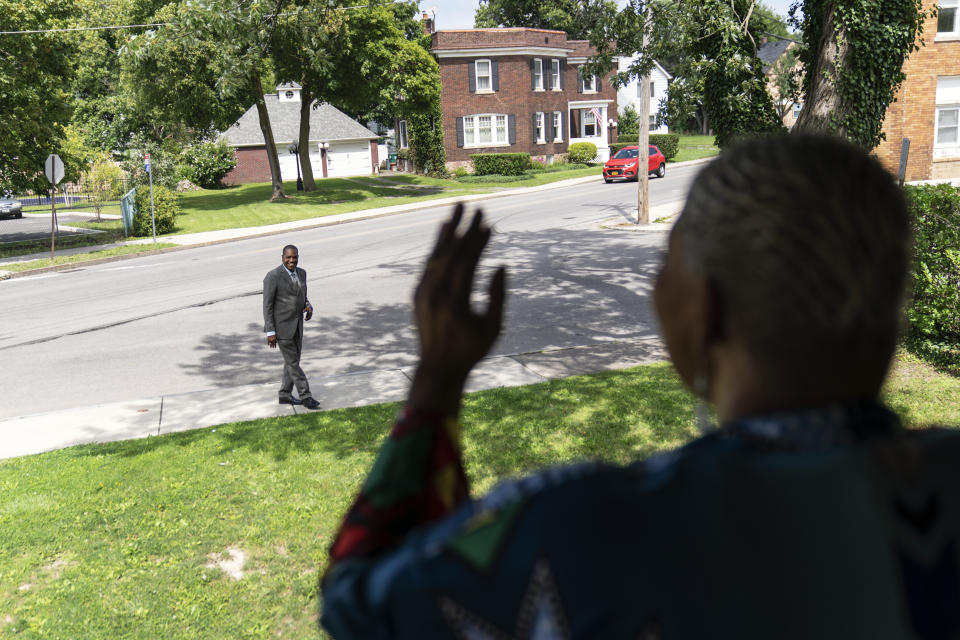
[
  {"x1": 326, "y1": 141, "x2": 372, "y2": 177},
  {"x1": 279, "y1": 153, "x2": 300, "y2": 182}
]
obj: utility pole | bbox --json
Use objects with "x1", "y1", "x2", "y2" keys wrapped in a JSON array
[
  {"x1": 637, "y1": 72, "x2": 651, "y2": 224},
  {"x1": 637, "y1": 17, "x2": 651, "y2": 225}
]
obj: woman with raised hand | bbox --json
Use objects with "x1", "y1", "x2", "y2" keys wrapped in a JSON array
[{"x1": 321, "y1": 134, "x2": 960, "y2": 639}]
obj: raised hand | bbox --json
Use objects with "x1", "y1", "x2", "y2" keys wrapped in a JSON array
[{"x1": 409, "y1": 204, "x2": 507, "y2": 416}]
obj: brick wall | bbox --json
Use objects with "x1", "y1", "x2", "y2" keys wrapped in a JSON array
[
  {"x1": 875, "y1": 1, "x2": 960, "y2": 181},
  {"x1": 223, "y1": 147, "x2": 272, "y2": 185},
  {"x1": 435, "y1": 31, "x2": 617, "y2": 166}
]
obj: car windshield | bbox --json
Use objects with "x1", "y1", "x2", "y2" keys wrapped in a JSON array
[{"x1": 613, "y1": 148, "x2": 638, "y2": 159}]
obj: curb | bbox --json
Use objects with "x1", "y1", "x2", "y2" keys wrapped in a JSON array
[{"x1": 2, "y1": 158, "x2": 713, "y2": 281}]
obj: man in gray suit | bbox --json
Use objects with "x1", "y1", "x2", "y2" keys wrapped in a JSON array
[{"x1": 263, "y1": 245, "x2": 321, "y2": 409}]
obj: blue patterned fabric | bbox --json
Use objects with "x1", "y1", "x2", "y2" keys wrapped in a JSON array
[{"x1": 322, "y1": 402, "x2": 960, "y2": 639}]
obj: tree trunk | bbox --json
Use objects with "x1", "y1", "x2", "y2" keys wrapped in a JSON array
[
  {"x1": 794, "y1": 10, "x2": 847, "y2": 136},
  {"x1": 299, "y1": 86, "x2": 317, "y2": 192},
  {"x1": 251, "y1": 73, "x2": 286, "y2": 201}
]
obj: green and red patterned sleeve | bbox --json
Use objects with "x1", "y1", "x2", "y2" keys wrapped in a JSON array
[{"x1": 326, "y1": 406, "x2": 470, "y2": 569}]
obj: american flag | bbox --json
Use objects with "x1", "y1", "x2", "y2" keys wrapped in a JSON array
[{"x1": 591, "y1": 107, "x2": 603, "y2": 125}]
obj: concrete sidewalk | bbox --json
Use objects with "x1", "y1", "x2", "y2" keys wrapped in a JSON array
[{"x1": 0, "y1": 338, "x2": 667, "y2": 460}]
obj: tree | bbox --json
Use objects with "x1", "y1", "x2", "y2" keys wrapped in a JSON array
[
  {"x1": 769, "y1": 45, "x2": 801, "y2": 122},
  {"x1": 125, "y1": 0, "x2": 289, "y2": 201},
  {"x1": 791, "y1": 0, "x2": 932, "y2": 148},
  {"x1": 618, "y1": 105, "x2": 640, "y2": 139},
  {"x1": 474, "y1": 0, "x2": 619, "y2": 39},
  {"x1": 0, "y1": 0, "x2": 77, "y2": 192},
  {"x1": 272, "y1": 1, "x2": 442, "y2": 187},
  {"x1": 584, "y1": 0, "x2": 784, "y2": 149}
]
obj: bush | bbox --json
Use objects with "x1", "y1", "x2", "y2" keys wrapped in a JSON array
[
  {"x1": 613, "y1": 134, "x2": 681, "y2": 161},
  {"x1": 471, "y1": 153, "x2": 532, "y2": 176},
  {"x1": 567, "y1": 142, "x2": 597, "y2": 164},
  {"x1": 618, "y1": 105, "x2": 640, "y2": 139},
  {"x1": 453, "y1": 166, "x2": 469, "y2": 178},
  {"x1": 132, "y1": 185, "x2": 181, "y2": 236},
  {"x1": 903, "y1": 184, "x2": 960, "y2": 369},
  {"x1": 456, "y1": 172, "x2": 535, "y2": 184},
  {"x1": 178, "y1": 140, "x2": 237, "y2": 189},
  {"x1": 122, "y1": 134, "x2": 182, "y2": 190},
  {"x1": 651, "y1": 134, "x2": 680, "y2": 160}
]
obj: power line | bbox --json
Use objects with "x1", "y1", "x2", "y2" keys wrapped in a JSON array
[{"x1": 0, "y1": 2, "x2": 413, "y2": 36}]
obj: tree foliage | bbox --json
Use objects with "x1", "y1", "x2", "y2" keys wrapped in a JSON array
[
  {"x1": 791, "y1": 0, "x2": 932, "y2": 148},
  {"x1": 0, "y1": 0, "x2": 77, "y2": 192},
  {"x1": 474, "y1": 0, "x2": 619, "y2": 39}
]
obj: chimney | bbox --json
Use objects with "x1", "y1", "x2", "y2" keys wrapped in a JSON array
[{"x1": 422, "y1": 12, "x2": 434, "y2": 35}]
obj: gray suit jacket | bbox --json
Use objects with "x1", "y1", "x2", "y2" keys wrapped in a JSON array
[{"x1": 263, "y1": 265, "x2": 311, "y2": 340}]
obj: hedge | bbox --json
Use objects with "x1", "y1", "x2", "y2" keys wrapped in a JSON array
[
  {"x1": 567, "y1": 142, "x2": 597, "y2": 164},
  {"x1": 903, "y1": 184, "x2": 960, "y2": 371},
  {"x1": 613, "y1": 134, "x2": 680, "y2": 160},
  {"x1": 471, "y1": 153, "x2": 531, "y2": 176},
  {"x1": 132, "y1": 185, "x2": 181, "y2": 236}
]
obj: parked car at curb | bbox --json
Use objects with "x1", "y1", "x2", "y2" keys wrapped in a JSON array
[
  {"x1": 0, "y1": 197, "x2": 23, "y2": 219},
  {"x1": 603, "y1": 145, "x2": 666, "y2": 183}
]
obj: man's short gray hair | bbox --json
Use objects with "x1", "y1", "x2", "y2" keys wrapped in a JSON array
[{"x1": 675, "y1": 134, "x2": 910, "y2": 362}]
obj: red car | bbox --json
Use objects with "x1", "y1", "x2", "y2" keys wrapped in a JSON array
[{"x1": 603, "y1": 145, "x2": 666, "y2": 183}]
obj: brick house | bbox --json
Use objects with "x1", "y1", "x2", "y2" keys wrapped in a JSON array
[
  {"x1": 427, "y1": 27, "x2": 619, "y2": 169},
  {"x1": 875, "y1": 0, "x2": 960, "y2": 181}
]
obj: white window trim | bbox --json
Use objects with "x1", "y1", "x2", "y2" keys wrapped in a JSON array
[
  {"x1": 398, "y1": 120, "x2": 408, "y2": 149},
  {"x1": 551, "y1": 59, "x2": 561, "y2": 91},
  {"x1": 475, "y1": 59, "x2": 493, "y2": 94},
  {"x1": 536, "y1": 112, "x2": 545, "y2": 143},
  {"x1": 937, "y1": 0, "x2": 960, "y2": 39},
  {"x1": 463, "y1": 113, "x2": 510, "y2": 148},
  {"x1": 553, "y1": 112, "x2": 563, "y2": 142},
  {"x1": 533, "y1": 58, "x2": 544, "y2": 91},
  {"x1": 583, "y1": 73, "x2": 598, "y2": 93},
  {"x1": 581, "y1": 110, "x2": 599, "y2": 138},
  {"x1": 935, "y1": 104, "x2": 960, "y2": 147}
]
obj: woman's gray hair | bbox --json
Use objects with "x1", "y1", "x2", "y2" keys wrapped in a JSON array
[{"x1": 675, "y1": 133, "x2": 910, "y2": 362}]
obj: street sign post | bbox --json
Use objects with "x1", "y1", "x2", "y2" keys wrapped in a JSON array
[
  {"x1": 145, "y1": 153, "x2": 157, "y2": 243},
  {"x1": 45, "y1": 154, "x2": 65, "y2": 259}
]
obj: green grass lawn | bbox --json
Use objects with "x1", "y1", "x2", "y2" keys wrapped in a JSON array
[
  {"x1": 169, "y1": 168, "x2": 599, "y2": 235},
  {"x1": 1, "y1": 355, "x2": 957, "y2": 638},
  {"x1": 0, "y1": 228, "x2": 126, "y2": 260},
  {"x1": 673, "y1": 134, "x2": 719, "y2": 163},
  {"x1": 0, "y1": 243, "x2": 179, "y2": 273}
]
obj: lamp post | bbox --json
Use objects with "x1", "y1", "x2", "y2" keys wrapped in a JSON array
[
  {"x1": 319, "y1": 141, "x2": 329, "y2": 179},
  {"x1": 607, "y1": 118, "x2": 617, "y2": 147},
  {"x1": 288, "y1": 143, "x2": 303, "y2": 192}
]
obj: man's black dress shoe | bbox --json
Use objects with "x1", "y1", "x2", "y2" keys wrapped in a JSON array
[
  {"x1": 301, "y1": 397, "x2": 321, "y2": 410},
  {"x1": 279, "y1": 396, "x2": 302, "y2": 405}
]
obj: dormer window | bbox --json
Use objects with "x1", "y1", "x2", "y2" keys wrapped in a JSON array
[{"x1": 285, "y1": 91, "x2": 294, "y2": 99}]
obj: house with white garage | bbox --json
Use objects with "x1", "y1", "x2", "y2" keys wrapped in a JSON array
[{"x1": 220, "y1": 83, "x2": 380, "y2": 185}]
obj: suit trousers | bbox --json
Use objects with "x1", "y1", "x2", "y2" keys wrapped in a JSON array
[{"x1": 277, "y1": 332, "x2": 312, "y2": 400}]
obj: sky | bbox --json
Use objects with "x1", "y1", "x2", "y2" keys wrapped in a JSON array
[{"x1": 423, "y1": 0, "x2": 797, "y2": 30}]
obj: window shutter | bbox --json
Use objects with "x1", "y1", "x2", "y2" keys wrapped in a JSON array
[
  {"x1": 530, "y1": 59, "x2": 536, "y2": 90},
  {"x1": 533, "y1": 113, "x2": 539, "y2": 143},
  {"x1": 545, "y1": 62, "x2": 552, "y2": 90},
  {"x1": 456, "y1": 117, "x2": 464, "y2": 148},
  {"x1": 558, "y1": 60, "x2": 564, "y2": 90},
  {"x1": 492, "y1": 61, "x2": 499, "y2": 91},
  {"x1": 468, "y1": 62, "x2": 476, "y2": 93},
  {"x1": 547, "y1": 114, "x2": 553, "y2": 142},
  {"x1": 570, "y1": 109, "x2": 579, "y2": 138},
  {"x1": 508, "y1": 114, "x2": 516, "y2": 144},
  {"x1": 577, "y1": 71, "x2": 584, "y2": 93}
]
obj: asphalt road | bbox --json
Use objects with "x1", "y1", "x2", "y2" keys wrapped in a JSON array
[
  {"x1": 0, "y1": 213, "x2": 107, "y2": 244},
  {"x1": 0, "y1": 167, "x2": 702, "y2": 419}
]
